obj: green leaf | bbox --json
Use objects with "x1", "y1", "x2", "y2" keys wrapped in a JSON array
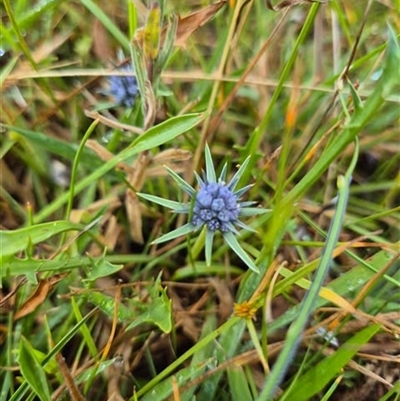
[
  {"x1": 0, "y1": 221, "x2": 83, "y2": 258},
  {"x1": 257, "y1": 142, "x2": 358, "y2": 400},
  {"x1": 136, "y1": 316, "x2": 241, "y2": 398},
  {"x1": 131, "y1": 39, "x2": 148, "y2": 114},
  {"x1": 138, "y1": 192, "x2": 187, "y2": 211},
  {"x1": 204, "y1": 143, "x2": 217, "y2": 183},
  {"x1": 164, "y1": 165, "x2": 196, "y2": 196},
  {"x1": 75, "y1": 359, "x2": 116, "y2": 384},
  {"x1": 2, "y1": 125, "x2": 101, "y2": 167},
  {"x1": 18, "y1": 337, "x2": 52, "y2": 401},
  {"x1": 151, "y1": 223, "x2": 196, "y2": 245},
  {"x1": 125, "y1": 278, "x2": 172, "y2": 333},
  {"x1": 223, "y1": 231, "x2": 259, "y2": 273},
  {"x1": 82, "y1": 257, "x2": 123, "y2": 282},
  {"x1": 129, "y1": 112, "x2": 205, "y2": 154},
  {"x1": 0, "y1": 56, "x2": 18, "y2": 85},
  {"x1": 281, "y1": 324, "x2": 381, "y2": 401}
]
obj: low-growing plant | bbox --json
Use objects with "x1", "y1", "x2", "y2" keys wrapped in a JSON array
[{"x1": 0, "y1": 1, "x2": 399, "y2": 401}]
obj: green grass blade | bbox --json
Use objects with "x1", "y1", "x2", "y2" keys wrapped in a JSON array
[
  {"x1": 256, "y1": 139, "x2": 359, "y2": 400},
  {"x1": 227, "y1": 365, "x2": 254, "y2": 401},
  {"x1": 2, "y1": 124, "x2": 102, "y2": 167},
  {"x1": 2, "y1": 0, "x2": 38, "y2": 68},
  {"x1": 70, "y1": 297, "x2": 98, "y2": 358},
  {"x1": 18, "y1": 337, "x2": 52, "y2": 401},
  {"x1": 80, "y1": 0, "x2": 130, "y2": 51},
  {"x1": 281, "y1": 324, "x2": 382, "y2": 401}
]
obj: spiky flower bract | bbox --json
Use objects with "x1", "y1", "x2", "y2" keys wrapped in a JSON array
[
  {"x1": 138, "y1": 145, "x2": 268, "y2": 273},
  {"x1": 108, "y1": 65, "x2": 139, "y2": 107}
]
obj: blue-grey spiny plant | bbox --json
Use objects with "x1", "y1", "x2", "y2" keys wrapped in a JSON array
[
  {"x1": 139, "y1": 145, "x2": 268, "y2": 273},
  {"x1": 108, "y1": 65, "x2": 139, "y2": 107}
]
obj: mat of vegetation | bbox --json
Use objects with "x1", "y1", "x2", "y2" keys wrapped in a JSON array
[{"x1": 1, "y1": 1, "x2": 399, "y2": 400}]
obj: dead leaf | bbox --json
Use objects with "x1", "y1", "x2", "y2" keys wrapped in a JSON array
[
  {"x1": 92, "y1": 18, "x2": 114, "y2": 62},
  {"x1": 14, "y1": 274, "x2": 68, "y2": 320},
  {"x1": 174, "y1": 1, "x2": 227, "y2": 47}
]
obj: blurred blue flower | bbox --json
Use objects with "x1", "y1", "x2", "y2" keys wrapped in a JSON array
[
  {"x1": 139, "y1": 145, "x2": 268, "y2": 273},
  {"x1": 108, "y1": 65, "x2": 139, "y2": 107}
]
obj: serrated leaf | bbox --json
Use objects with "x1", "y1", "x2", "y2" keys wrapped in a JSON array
[
  {"x1": 83, "y1": 258, "x2": 123, "y2": 282},
  {"x1": 125, "y1": 281, "x2": 172, "y2": 333}
]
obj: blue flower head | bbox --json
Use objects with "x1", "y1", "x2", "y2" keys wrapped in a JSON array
[
  {"x1": 108, "y1": 65, "x2": 139, "y2": 107},
  {"x1": 138, "y1": 145, "x2": 268, "y2": 273}
]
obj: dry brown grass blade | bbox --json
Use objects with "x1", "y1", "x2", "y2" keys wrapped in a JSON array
[
  {"x1": 88, "y1": 214, "x2": 121, "y2": 256},
  {"x1": 172, "y1": 376, "x2": 181, "y2": 401},
  {"x1": 54, "y1": 353, "x2": 86, "y2": 401},
  {"x1": 152, "y1": 148, "x2": 192, "y2": 164}
]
